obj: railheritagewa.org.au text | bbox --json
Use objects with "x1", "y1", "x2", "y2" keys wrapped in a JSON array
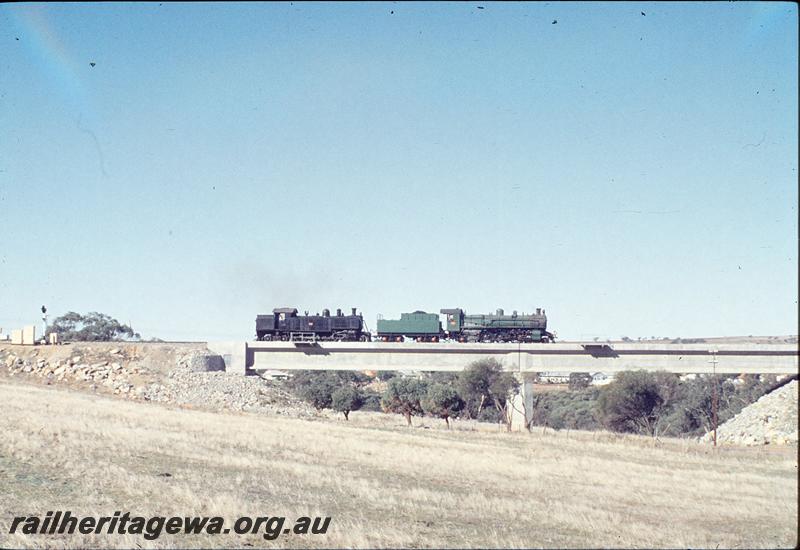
[{"x1": 9, "y1": 511, "x2": 331, "y2": 541}]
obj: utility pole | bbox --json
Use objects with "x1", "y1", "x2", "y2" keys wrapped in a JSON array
[{"x1": 709, "y1": 350, "x2": 719, "y2": 447}]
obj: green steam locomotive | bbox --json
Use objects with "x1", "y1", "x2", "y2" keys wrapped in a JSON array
[{"x1": 376, "y1": 308, "x2": 553, "y2": 343}]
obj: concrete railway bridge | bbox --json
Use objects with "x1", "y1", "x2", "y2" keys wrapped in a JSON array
[{"x1": 208, "y1": 341, "x2": 799, "y2": 430}]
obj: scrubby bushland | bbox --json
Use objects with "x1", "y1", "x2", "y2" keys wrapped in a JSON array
[
  {"x1": 658, "y1": 374, "x2": 781, "y2": 437},
  {"x1": 287, "y1": 364, "x2": 782, "y2": 437},
  {"x1": 287, "y1": 371, "x2": 368, "y2": 412},
  {"x1": 529, "y1": 372, "x2": 785, "y2": 437},
  {"x1": 288, "y1": 360, "x2": 521, "y2": 429},
  {"x1": 529, "y1": 389, "x2": 602, "y2": 431},
  {"x1": 538, "y1": 371, "x2": 782, "y2": 437}
]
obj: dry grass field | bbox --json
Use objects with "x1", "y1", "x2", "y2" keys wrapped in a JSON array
[{"x1": 1, "y1": 379, "x2": 796, "y2": 549}]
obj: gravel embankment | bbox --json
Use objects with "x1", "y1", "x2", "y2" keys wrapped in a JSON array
[
  {"x1": 0, "y1": 343, "x2": 313, "y2": 417},
  {"x1": 702, "y1": 380, "x2": 798, "y2": 446},
  {"x1": 142, "y1": 360, "x2": 314, "y2": 417}
]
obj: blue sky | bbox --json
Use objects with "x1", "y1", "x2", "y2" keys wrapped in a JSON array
[{"x1": 1, "y1": 2, "x2": 797, "y2": 341}]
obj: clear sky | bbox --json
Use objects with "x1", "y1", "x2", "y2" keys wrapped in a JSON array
[{"x1": 1, "y1": 2, "x2": 797, "y2": 341}]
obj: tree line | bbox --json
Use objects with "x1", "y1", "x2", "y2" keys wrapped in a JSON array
[
  {"x1": 286, "y1": 359, "x2": 521, "y2": 430},
  {"x1": 286, "y1": 362, "x2": 787, "y2": 437},
  {"x1": 532, "y1": 370, "x2": 787, "y2": 437}
]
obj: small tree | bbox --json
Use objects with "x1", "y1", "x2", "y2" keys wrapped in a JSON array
[
  {"x1": 423, "y1": 383, "x2": 464, "y2": 428},
  {"x1": 381, "y1": 377, "x2": 429, "y2": 426},
  {"x1": 331, "y1": 386, "x2": 363, "y2": 420},
  {"x1": 454, "y1": 358, "x2": 497, "y2": 418},
  {"x1": 455, "y1": 358, "x2": 519, "y2": 430}
]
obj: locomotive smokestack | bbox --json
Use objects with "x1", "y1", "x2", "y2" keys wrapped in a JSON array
[
  {"x1": 323, "y1": 308, "x2": 330, "y2": 317},
  {"x1": 496, "y1": 308, "x2": 504, "y2": 316},
  {"x1": 336, "y1": 308, "x2": 342, "y2": 317},
  {"x1": 536, "y1": 308, "x2": 541, "y2": 315},
  {"x1": 351, "y1": 307, "x2": 357, "y2": 316}
]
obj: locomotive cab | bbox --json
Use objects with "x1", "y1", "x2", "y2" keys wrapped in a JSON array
[
  {"x1": 440, "y1": 308, "x2": 465, "y2": 338},
  {"x1": 273, "y1": 307, "x2": 298, "y2": 321}
]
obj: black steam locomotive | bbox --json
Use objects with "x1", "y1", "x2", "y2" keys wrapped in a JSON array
[{"x1": 255, "y1": 307, "x2": 370, "y2": 342}]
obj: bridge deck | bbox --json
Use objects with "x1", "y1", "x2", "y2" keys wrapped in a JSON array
[{"x1": 208, "y1": 341, "x2": 799, "y2": 375}]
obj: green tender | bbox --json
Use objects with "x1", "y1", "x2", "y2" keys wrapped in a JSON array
[{"x1": 377, "y1": 312, "x2": 441, "y2": 335}]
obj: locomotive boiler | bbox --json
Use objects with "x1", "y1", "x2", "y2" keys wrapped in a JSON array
[{"x1": 255, "y1": 307, "x2": 370, "y2": 342}]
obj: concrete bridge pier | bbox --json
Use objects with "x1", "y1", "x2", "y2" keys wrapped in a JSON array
[{"x1": 509, "y1": 373, "x2": 536, "y2": 431}]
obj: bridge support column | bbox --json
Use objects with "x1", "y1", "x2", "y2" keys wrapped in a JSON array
[
  {"x1": 509, "y1": 373, "x2": 535, "y2": 431},
  {"x1": 208, "y1": 341, "x2": 248, "y2": 374}
]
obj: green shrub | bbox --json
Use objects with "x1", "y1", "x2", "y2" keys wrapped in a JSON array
[
  {"x1": 596, "y1": 371, "x2": 678, "y2": 435},
  {"x1": 359, "y1": 389, "x2": 383, "y2": 412},
  {"x1": 287, "y1": 371, "x2": 364, "y2": 412},
  {"x1": 294, "y1": 372, "x2": 339, "y2": 411}
]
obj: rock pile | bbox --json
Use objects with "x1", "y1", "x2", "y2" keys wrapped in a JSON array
[
  {"x1": 702, "y1": 380, "x2": 798, "y2": 446},
  {"x1": 0, "y1": 344, "x2": 313, "y2": 418},
  {"x1": 1, "y1": 346, "x2": 145, "y2": 397},
  {"x1": 141, "y1": 365, "x2": 314, "y2": 417},
  {"x1": 180, "y1": 351, "x2": 225, "y2": 372}
]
